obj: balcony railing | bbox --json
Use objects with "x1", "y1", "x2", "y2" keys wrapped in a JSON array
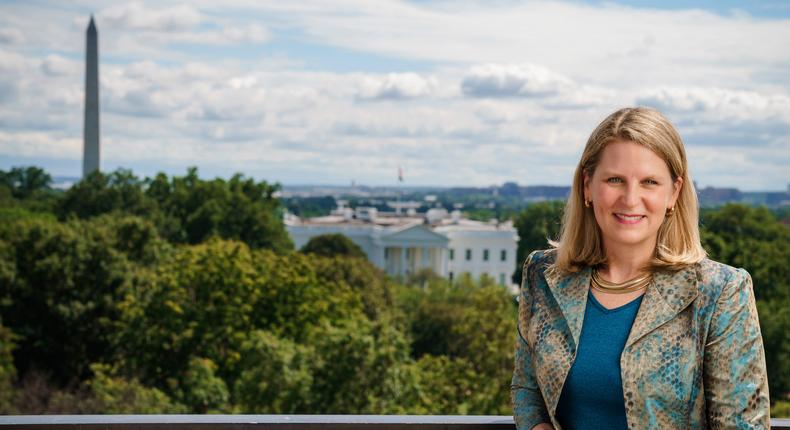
[{"x1": 1, "y1": 415, "x2": 788, "y2": 429}]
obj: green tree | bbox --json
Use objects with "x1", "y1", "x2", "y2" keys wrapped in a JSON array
[
  {"x1": 84, "y1": 363, "x2": 185, "y2": 413},
  {"x1": 56, "y1": 168, "x2": 293, "y2": 254},
  {"x1": 412, "y1": 354, "x2": 477, "y2": 414},
  {"x1": 283, "y1": 196, "x2": 336, "y2": 218},
  {"x1": 0, "y1": 167, "x2": 60, "y2": 213},
  {"x1": 311, "y1": 255, "x2": 393, "y2": 322},
  {"x1": 300, "y1": 233, "x2": 366, "y2": 259},
  {"x1": 233, "y1": 330, "x2": 312, "y2": 413},
  {"x1": 512, "y1": 201, "x2": 564, "y2": 283},
  {"x1": 757, "y1": 299, "x2": 790, "y2": 403},
  {"x1": 0, "y1": 215, "x2": 145, "y2": 384},
  {"x1": 112, "y1": 239, "x2": 367, "y2": 400},
  {"x1": 0, "y1": 321, "x2": 16, "y2": 413},
  {"x1": 395, "y1": 274, "x2": 517, "y2": 414},
  {"x1": 306, "y1": 318, "x2": 419, "y2": 413},
  {"x1": 701, "y1": 204, "x2": 790, "y2": 300},
  {"x1": 177, "y1": 357, "x2": 229, "y2": 413},
  {"x1": 145, "y1": 168, "x2": 293, "y2": 252},
  {"x1": 0, "y1": 166, "x2": 52, "y2": 199},
  {"x1": 452, "y1": 276, "x2": 518, "y2": 414},
  {"x1": 57, "y1": 169, "x2": 154, "y2": 220}
]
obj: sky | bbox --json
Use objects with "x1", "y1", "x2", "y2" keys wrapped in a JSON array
[{"x1": 0, "y1": 1, "x2": 789, "y2": 190}]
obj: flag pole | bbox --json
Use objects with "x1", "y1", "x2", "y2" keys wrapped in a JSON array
[{"x1": 397, "y1": 166, "x2": 403, "y2": 216}]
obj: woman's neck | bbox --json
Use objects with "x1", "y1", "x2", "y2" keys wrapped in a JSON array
[{"x1": 601, "y1": 242, "x2": 654, "y2": 282}]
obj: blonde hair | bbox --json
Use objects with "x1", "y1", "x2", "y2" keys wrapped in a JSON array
[{"x1": 552, "y1": 107, "x2": 706, "y2": 273}]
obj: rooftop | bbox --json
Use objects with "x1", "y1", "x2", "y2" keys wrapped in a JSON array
[{"x1": 285, "y1": 203, "x2": 514, "y2": 232}]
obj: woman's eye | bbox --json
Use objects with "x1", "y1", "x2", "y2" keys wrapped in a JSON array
[
  {"x1": 607, "y1": 177, "x2": 623, "y2": 183},
  {"x1": 643, "y1": 179, "x2": 658, "y2": 185}
]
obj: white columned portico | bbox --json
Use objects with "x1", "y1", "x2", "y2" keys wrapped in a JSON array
[
  {"x1": 372, "y1": 245, "x2": 385, "y2": 269},
  {"x1": 436, "y1": 248, "x2": 446, "y2": 276},
  {"x1": 379, "y1": 224, "x2": 450, "y2": 279}
]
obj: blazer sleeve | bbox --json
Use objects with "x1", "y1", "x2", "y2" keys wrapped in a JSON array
[
  {"x1": 511, "y1": 251, "x2": 551, "y2": 430},
  {"x1": 703, "y1": 268, "x2": 771, "y2": 429}
]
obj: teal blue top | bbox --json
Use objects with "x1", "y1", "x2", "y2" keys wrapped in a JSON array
[{"x1": 555, "y1": 292, "x2": 643, "y2": 430}]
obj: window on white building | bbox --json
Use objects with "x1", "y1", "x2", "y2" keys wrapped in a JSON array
[
  {"x1": 465, "y1": 249, "x2": 472, "y2": 261},
  {"x1": 499, "y1": 273, "x2": 506, "y2": 285},
  {"x1": 449, "y1": 249, "x2": 454, "y2": 261},
  {"x1": 501, "y1": 249, "x2": 507, "y2": 262},
  {"x1": 483, "y1": 249, "x2": 489, "y2": 261},
  {"x1": 449, "y1": 271, "x2": 454, "y2": 281}
]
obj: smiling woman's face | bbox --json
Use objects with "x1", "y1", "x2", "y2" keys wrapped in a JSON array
[{"x1": 584, "y1": 139, "x2": 682, "y2": 255}]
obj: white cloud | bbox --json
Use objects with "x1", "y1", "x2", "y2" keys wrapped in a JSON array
[
  {"x1": 634, "y1": 86, "x2": 790, "y2": 151},
  {"x1": 0, "y1": 1, "x2": 788, "y2": 190},
  {"x1": 474, "y1": 101, "x2": 519, "y2": 125},
  {"x1": 461, "y1": 63, "x2": 572, "y2": 98},
  {"x1": 687, "y1": 145, "x2": 790, "y2": 189},
  {"x1": 245, "y1": 1, "x2": 790, "y2": 89},
  {"x1": 0, "y1": 51, "x2": 40, "y2": 104},
  {"x1": 99, "y1": 2, "x2": 203, "y2": 32},
  {"x1": 0, "y1": 131, "x2": 80, "y2": 159},
  {"x1": 40, "y1": 55, "x2": 79, "y2": 77},
  {"x1": 357, "y1": 72, "x2": 437, "y2": 100},
  {"x1": 93, "y1": 2, "x2": 270, "y2": 47},
  {"x1": 0, "y1": 27, "x2": 23, "y2": 45},
  {"x1": 636, "y1": 87, "x2": 790, "y2": 120},
  {"x1": 460, "y1": 63, "x2": 617, "y2": 111},
  {"x1": 0, "y1": 50, "x2": 27, "y2": 75},
  {"x1": 215, "y1": 23, "x2": 269, "y2": 44}
]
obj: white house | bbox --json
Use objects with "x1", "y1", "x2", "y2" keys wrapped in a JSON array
[{"x1": 285, "y1": 203, "x2": 519, "y2": 287}]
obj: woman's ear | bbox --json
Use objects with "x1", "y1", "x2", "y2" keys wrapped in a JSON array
[
  {"x1": 670, "y1": 176, "x2": 683, "y2": 207},
  {"x1": 583, "y1": 170, "x2": 591, "y2": 201}
]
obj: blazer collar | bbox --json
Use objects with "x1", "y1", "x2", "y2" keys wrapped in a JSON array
[
  {"x1": 545, "y1": 265, "x2": 590, "y2": 349},
  {"x1": 545, "y1": 263, "x2": 700, "y2": 349},
  {"x1": 625, "y1": 264, "x2": 699, "y2": 347}
]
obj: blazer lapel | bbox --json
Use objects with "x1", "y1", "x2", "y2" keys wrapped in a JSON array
[
  {"x1": 545, "y1": 265, "x2": 591, "y2": 349},
  {"x1": 626, "y1": 265, "x2": 699, "y2": 348}
]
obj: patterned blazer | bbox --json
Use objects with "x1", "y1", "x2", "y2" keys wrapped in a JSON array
[{"x1": 511, "y1": 249, "x2": 770, "y2": 429}]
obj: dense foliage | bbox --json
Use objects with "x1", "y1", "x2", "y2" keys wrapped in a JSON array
[
  {"x1": 0, "y1": 167, "x2": 787, "y2": 414},
  {"x1": 512, "y1": 200, "x2": 564, "y2": 283},
  {"x1": 0, "y1": 167, "x2": 520, "y2": 414},
  {"x1": 57, "y1": 168, "x2": 292, "y2": 252},
  {"x1": 300, "y1": 233, "x2": 367, "y2": 259}
]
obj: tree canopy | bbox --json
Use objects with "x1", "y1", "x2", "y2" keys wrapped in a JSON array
[
  {"x1": 54, "y1": 167, "x2": 292, "y2": 253},
  {"x1": 300, "y1": 233, "x2": 366, "y2": 259}
]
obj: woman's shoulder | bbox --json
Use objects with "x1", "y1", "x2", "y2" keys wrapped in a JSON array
[
  {"x1": 523, "y1": 248, "x2": 557, "y2": 271},
  {"x1": 520, "y1": 249, "x2": 561, "y2": 286},
  {"x1": 692, "y1": 258, "x2": 752, "y2": 298}
]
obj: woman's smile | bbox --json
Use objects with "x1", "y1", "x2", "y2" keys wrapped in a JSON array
[{"x1": 613, "y1": 213, "x2": 645, "y2": 224}]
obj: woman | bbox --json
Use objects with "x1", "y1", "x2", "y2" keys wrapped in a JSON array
[{"x1": 511, "y1": 107, "x2": 770, "y2": 429}]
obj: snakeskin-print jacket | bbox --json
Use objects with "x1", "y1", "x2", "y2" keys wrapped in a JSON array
[{"x1": 511, "y1": 250, "x2": 770, "y2": 429}]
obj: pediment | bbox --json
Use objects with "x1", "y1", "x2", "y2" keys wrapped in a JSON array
[{"x1": 380, "y1": 224, "x2": 449, "y2": 246}]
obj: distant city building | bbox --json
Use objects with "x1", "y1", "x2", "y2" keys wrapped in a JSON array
[
  {"x1": 83, "y1": 15, "x2": 100, "y2": 178},
  {"x1": 280, "y1": 182, "x2": 790, "y2": 210},
  {"x1": 698, "y1": 186, "x2": 741, "y2": 205},
  {"x1": 285, "y1": 202, "x2": 519, "y2": 289}
]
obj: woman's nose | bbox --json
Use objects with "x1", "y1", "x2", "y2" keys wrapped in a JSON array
[{"x1": 621, "y1": 183, "x2": 640, "y2": 207}]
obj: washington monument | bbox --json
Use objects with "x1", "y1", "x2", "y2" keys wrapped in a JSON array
[{"x1": 83, "y1": 15, "x2": 99, "y2": 177}]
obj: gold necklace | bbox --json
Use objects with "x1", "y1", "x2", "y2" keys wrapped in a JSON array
[{"x1": 591, "y1": 269, "x2": 651, "y2": 294}]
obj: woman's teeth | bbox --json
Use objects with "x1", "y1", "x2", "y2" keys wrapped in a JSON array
[{"x1": 615, "y1": 213, "x2": 643, "y2": 221}]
